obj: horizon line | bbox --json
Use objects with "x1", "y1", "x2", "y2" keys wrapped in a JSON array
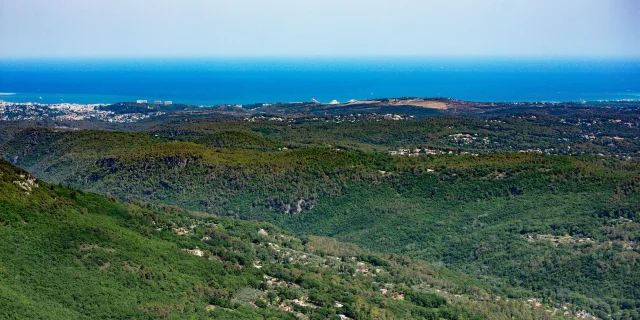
[{"x1": 2, "y1": 54, "x2": 640, "y2": 61}]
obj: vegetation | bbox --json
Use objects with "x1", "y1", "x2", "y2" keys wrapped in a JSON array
[
  {"x1": 0, "y1": 159, "x2": 561, "y2": 319},
  {"x1": 193, "y1": 131, "x2": 283, "y2": 150},
  {"x1": 1, "y1": 106, "x2": 639, "y2": 319}
]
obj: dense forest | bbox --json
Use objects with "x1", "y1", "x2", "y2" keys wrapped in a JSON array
[
  {"x1": 0, "y1": 159, "x2": 563, "y2": 319},
  {"x1": 1, "y1": 107, "x2": 639, "y2": 319}
]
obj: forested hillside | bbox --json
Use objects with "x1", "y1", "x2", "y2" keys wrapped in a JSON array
[
  {"x1": 2, "y1": 117, "x2": 639, "y2": 319},
  {"x1": 143, "y1": 110, "x2": 639, "y2": 156},
  {"x1": 2, "y1": 159, "x2": 568, "y2": 320}
]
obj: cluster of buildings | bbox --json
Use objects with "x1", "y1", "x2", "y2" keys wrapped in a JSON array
[
  {"x1": 245, "y1": 115, "x2": 286, "y2": 122},
  {"x1": 0, "y1": 101, "x2": 107, "y2": 121},
  {"x1": 136, "y1": 100, "x2": 173, "y2": 105},
  {"x1": 449, "y1": 133, "x2": 491, "y2": 145},
  {"x1": 383, "y1": 114, "x2": 405, "y2": 120},
  {"x1": 0, "y1": 101, "x2": 155, "y2": 123},
  {"x1": 243, "y1": 113, "x2": 415, "y2": 125},
  {"x1": 244, "y1": 113, "x2": 416, "y2": 125},
  {"x1": 389, "y1": 148, "x2": 459, "y2": 156}
]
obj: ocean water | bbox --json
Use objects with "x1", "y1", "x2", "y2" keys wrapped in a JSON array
[{"x1": 0, "y1": 57, "x2": 639, "y2": 105}]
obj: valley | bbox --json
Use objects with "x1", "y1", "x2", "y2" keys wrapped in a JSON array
[{"x1": 1, "y1": 100, "x2": 639, "y2": 319}]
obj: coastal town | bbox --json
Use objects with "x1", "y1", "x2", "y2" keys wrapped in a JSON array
[{"x1": 0, "y1": 100, "x2": 161, "y2": 122}]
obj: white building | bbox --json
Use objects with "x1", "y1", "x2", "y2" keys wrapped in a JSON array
[
  {"x1": 164, "y1": 101, "x2": 173, "y2": 105},
  {"x1": 136, "y1": 100, "x2": 147, "y2": 104}
]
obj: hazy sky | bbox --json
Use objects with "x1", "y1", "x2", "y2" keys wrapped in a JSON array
[{"x1": 1, "y1": 0, "x2": 639, "y2": 58}]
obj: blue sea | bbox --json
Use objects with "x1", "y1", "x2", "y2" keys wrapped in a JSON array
[{"x1": 0, "y1": 57, "x2": 639, "y2": 105}]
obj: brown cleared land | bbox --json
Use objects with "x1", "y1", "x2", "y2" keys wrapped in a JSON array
[
  {"x1": 388, "y1": 99, "x2": 448, "y2": 109},
  {"x1": 346, "y1": 99, "x2": 449, "y2": 109}
]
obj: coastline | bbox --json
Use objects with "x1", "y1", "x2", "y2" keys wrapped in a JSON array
[{"x1": 2, "y1": 92, "x2": 640, "y2": 107}]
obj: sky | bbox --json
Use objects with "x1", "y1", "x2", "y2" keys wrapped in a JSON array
[{"x1": 0, "y1": 0, "x2": 639, "y2": 58}]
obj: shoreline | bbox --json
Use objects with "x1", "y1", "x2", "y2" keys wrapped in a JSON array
[{"x1": 1, "y1": 95, "x2": 640, "y2": 108}]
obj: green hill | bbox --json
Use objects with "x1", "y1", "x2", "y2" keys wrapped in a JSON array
[
  {"x1": 2, "y1": 125, "x2": 639, "y2": 319},
  {"x1": 0, "y1": 159, "x2": 570, "y2": 320},
  {"x1": 194, "y1": 131, "x2": 283, "y2": 150}
]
